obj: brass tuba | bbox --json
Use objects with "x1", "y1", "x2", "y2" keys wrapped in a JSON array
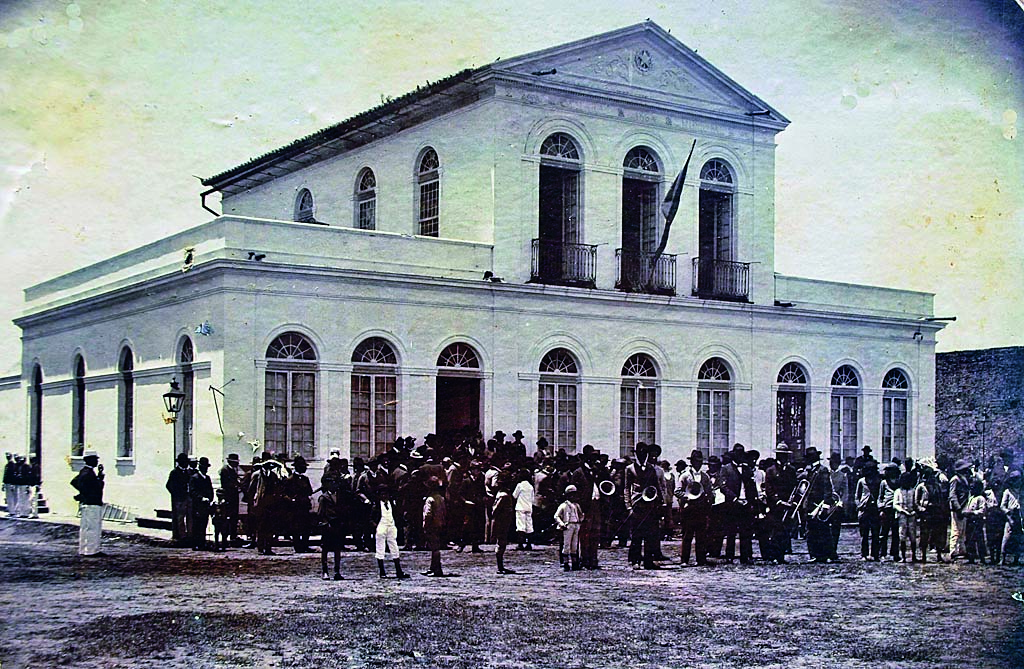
[
  {"x1": 809, "y1": 492, "x2": 843, "y2": 522},
  {"x1": 598, "y1": 479, "x2": 617, "y2": 497},
  {"x1": 640, "y1": 485, "x2": 660, "y2": 503}
]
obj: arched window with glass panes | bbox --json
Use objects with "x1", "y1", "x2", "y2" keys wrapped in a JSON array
[
  {"x1": 265, "y1": 333, "x2": 317, "y2": 460},
  {"x1": 882, "y1": 368, "x2": 910, "y2": 463},
  {"x1": 776, "y1": 362, "x2": 808, "y2": 452},
  {"x1": 71, "y1": 356, "x2": 85, "y2": 457},
  {"x1": 620, "y1": 353, "x2": 657, "y2": 457},
  {"x1": 350, "y1": 338, "x2": 399, "y2": 459},
  {"x1": 536, "y1": 133, "x2": 585, "y2": 284},
  {"x1": 416, "y1": 148, "x2": 440, "y2": 237},
  {"x1": 117, "y1": 347, "x2": 134, "y2": 458},
  {"x1": 538, "y1": 348, "x2": 579, "y2": 452},
  {"x1": 294, "y1": 188, "x2": 315, "y2": 223},
  {"x1": 830, "y1": 365, "x2": 860, "y2": 461},
  {"x1": 177, "y1": 337, "x2": 195, "y2": 458},
  {"x1": 355, "y1": 168, "x2": 376, "y2": 230},
  {"x1": 697, "y1": 357, "x2": 732, "y2": 457}
]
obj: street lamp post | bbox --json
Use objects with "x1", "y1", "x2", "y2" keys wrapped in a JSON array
[{"x1": 163, "y1": 378, "x2": 186, "y2": 461}]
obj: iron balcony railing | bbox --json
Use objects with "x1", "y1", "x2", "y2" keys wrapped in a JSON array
[
  {"x1": 691, "y1": 257, "x2": 751, "y2": 302},
  {"x1": 530, "y1": 239, "x2": 597, "y2": 288},
  {"x1": 615, "y1": 249, "x2": 677, "y2": 295}
]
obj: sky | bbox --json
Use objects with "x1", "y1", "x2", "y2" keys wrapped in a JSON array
[{"x1": 1, "y1": 0, "x2": 1022, "y2": 375}]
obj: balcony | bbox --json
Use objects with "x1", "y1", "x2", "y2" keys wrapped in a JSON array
[
  {"x1": 615, "y1": 250, "x2": 677, "y2": 295},
  {"x1": 530, "y1": 239, "x2": 597, "y2": 288},
  {"x1": 692, "y1": 257, "x2": 750, "y2": 302}
]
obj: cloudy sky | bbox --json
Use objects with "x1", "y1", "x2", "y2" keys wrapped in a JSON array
[{"x1": 1, "y1": 0, "x2": 1022, "y2": 374}]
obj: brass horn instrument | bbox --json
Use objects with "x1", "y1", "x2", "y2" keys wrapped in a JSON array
[
  {"x1": 598, "y1": 479, "x2": 616, "y2": 497},
  {"x1": 809, "y1": 492, "x2": 843, "y2": 522},
  {"x1": 640, "y1": 485, "x2": 660, "y2": 503},
  {"x1": 781, "y1": 479, "x2": 810, "y2": 523}
]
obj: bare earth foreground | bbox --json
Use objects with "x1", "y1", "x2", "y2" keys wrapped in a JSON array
[{"x1": 0, "y1": 519, "x2": 1021, "y2": 669}]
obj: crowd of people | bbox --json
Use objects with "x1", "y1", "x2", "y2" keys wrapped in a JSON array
[{"x1": 156, "y1": 429, "x2": 1024, "y2": 577}]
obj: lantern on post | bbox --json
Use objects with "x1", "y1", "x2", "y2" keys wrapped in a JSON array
[{"x1": 163, "y1": 378, "x2": 186, "y2": 421}]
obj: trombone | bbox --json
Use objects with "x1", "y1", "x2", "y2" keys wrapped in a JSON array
[{"x1": 781, "y1": 479, "x2": 810, "y2": 524}]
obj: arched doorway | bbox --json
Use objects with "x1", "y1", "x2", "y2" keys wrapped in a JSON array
[{"x1": 436, "y1": 343, "x2": 482, "y2": 441}]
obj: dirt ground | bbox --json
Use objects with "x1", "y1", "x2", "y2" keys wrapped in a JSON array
[{"x1": 0, "y1": 518, "x2": 1021, "y2": 669}]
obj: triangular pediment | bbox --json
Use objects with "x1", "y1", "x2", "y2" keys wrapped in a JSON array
[{"x1": 494, "y1": 23, "x2": 787, "y2": 123}]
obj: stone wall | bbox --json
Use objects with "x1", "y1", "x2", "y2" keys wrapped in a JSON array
[{"x1": 936, "y1": 347, "x2": 1024, "y2": 465}]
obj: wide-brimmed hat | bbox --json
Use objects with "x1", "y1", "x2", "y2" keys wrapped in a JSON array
[
  {"x1": 954, "y1": 458, "x2": 972, "y2": 472},
  {"x1": 83, "y1": 449, "x2": 99, "y2": 459},
  {"x1": 775, "y1": 444, "x2": 792, "y2": 455},
  {"x1": 688, "y1": 449, "x2": 704, "y2": 463},
  {"x1": 707, "y1": 455, "x2": 721, "y2": 466},
  {"x1": 1008, "y1": 470, "x2": 1022, "y2": 481},
  {"x1": 226, "y1": 453, "x2": 240, "y2": 463},
  {"x1": 512, "y1": 430, "x2": 525, "y2": 440},
  {"x1": 804, "y1": 447, "x2": 822, "y2": 461},
  {"x1": 198, "y1": 456, "x2": 211, "y2": 467},
  {"x1": 564, "y1": 484, "x2": 578, "y2": 494}
]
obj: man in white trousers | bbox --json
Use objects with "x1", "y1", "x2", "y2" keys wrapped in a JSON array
[{"x1": 70, "y1": 450, "x2": 105, "y2": 556}]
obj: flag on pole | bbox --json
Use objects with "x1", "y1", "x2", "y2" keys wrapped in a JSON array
[{"x1": 650, "y1": 138, "x2": 697, "y2": 265}]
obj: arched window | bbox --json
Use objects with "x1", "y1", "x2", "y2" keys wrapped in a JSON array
[
  {"x1": 118, "y1": 347, "x2": 134, "y2": 458},
  {"x1": 29, "y1": 364, "x2": 43, "y2": 466},
  {"x1": 620, "y1": 147, "x2": 663, "y2": 292},
  {"x1": 696, "y1": 159, "x2": 737, "y2": 297},
  {"x1": 416, "y1": 148, "x2": 440, "y2": 237},
  {"x1": 355, "y1": 168, "x2": 376, "y2": 230},
  {"x1": 538, "y1": 348, "x2": 579, "y2": 452},
  {"x1": 437, "y1": 343, "x2": 480, "y2": 369},
  {"x1": 351, "y1": 338, "x2": 398, "y2": 459},
  {"x1": 294, "y1": 188, "x2": 315, "y2": 223},
  {"x1": 697, "y1": 357, "x2": 732, "y2": 457},
  {"x1": 536, "y1": 133, "x2": 589, "y2": 286},
  {"x1": 830, "y1": 365, "x2": 861, "y2": 461},
  {"x1": 882, "y1": 368, "x2": 910, "y2": 463},
  {"x1": 71, "y1": 356, "x2": 86, "y2": 456},
  {"x1": 177, "y1": 338, "x2": 195, "y2": 458},
  {"x1": 620, "y1": 353, "x2": 657, "y2": 456},
  {"x1": 776, "y1": 362, "x2": 808, "y2": 452},
  {"x1": 265, "y1": 333, "x2": 317, "y2": 459}
]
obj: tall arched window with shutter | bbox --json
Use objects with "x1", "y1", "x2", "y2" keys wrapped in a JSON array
[
  {"x1": 776, "y1": 362, "x2": 808, "y2": 452},
  {"x1": 176, "y1": 337, "x2": 195, "y2": 459},
  {"x1": 265, "y1": 333, "x2": 317, "y2": 460},
  {"x1": 882, "y1": 368, "x2": 910, "y2": 463},
  {"x1": 117, "y1": 347, "x2": 134, "y2": 458},
  {"x1": 830, "y1": 365, "x2": 861, "y2": 461},
  {"x1": 29, "y1": 364, "x2": 43, "y2": 466},
  {"x1": 351, "y1": 337, "x2": 399, "y2": 459},
  {"x1": 416, "y1": 148, "x2": 440, "y2": 237},
  {"x1": 534, "y1": 133, "x2": 593, "y2": 286},
  {"x1": 538, "y1": 348, "x2": 579, "y2": 452},
  {"x1": 71, "y1": 356, "x2": 86, "y2": 457},
  {"x1": 697, "y1": 357, "x2": 732, "y2": 457},
  {"x1": 620, "y1": 353, "x2": 658, "y2": 457},
  {"x1": 355, "y1": 168, "x2": 376, "y2": 230}
]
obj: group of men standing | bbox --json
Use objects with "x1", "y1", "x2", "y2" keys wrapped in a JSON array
[{"x1": 3, "y1": 453, "x2": 39, "y2": 518}]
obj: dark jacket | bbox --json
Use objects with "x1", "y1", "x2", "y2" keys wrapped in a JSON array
[
  {"x1": 70, "y1": 465, "x2": 104, "y2": 506},
  {"x1": 189, "y1": 470, "x2": 214, "y2": 508},
  {"x1": 166, "y1": 466, "x2": 191, "y2": 499}
]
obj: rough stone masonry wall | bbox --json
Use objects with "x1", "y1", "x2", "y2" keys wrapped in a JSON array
[{"x1": 936, "y1": 347, "x2": 1024, "y2": 466}]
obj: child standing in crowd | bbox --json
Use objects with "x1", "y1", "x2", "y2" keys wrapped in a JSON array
[
  {"x1": 210, "y1": 489, "x2": 230, "y2": 552},
  {"x1": 893, "y1": 471, "x2": 918, "y2": 562},
  {"x1": 491, "y1": 476, "x2": 516, "y2": 574},
  {"x1": 372, "y1": 485, "x2": 410, "y2": 579},
  {"x1": 964, "y1": 479, "x2": 988, "y2": 564},
  {"x1": 554, "y1": 484, "x2": 583, "y2": 571},
  {"x1": 512, "y1": 469, "x2": 535, "y2": 551},
  {"x1": 316, "y1": 481, "x2": 345, "y2": 581}
]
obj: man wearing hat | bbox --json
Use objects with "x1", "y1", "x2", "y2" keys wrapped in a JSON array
[
  {"x1": 8, "y1": 455, "x2": 32, "y2": 518},
  {"x1": 422, "y1": 476, "x2": 449, "y2": 576},
  {"x1": 568, "y1": 449, "x2": 603, "y2": 569},
  {"x1": 854, "y1": 459, "x2": 882, "y2": 560},
  {"x1": 372, "y1": 483, "x2": 410, "y2": 579},
  {"x1": 828, "y1": 452, "x2": 851, "y2": 557},
  {"x1": 188, "y1": 456, "x2": 215, "y2": 550},
  {"x1": 219, "y1": 453, "x2": 242, "y2": 547},
  {"x1": 286, "y1": 455, "x2": 314, "y2": 553},
  {"x1": 166, "y1": 452, "x2": 192, "y2": 546},
  {"x1": 800, "y1": 447, "x2": 836, "y2": 563},
  {"x1": 764, "y1": 444, "x2": 798, "y2": 564},
  {"x1": 948, "y1": 458, "x2": 973, "y2": 560},
  {"x1": 625, "y1": 442, "x2": 662, "y2": 569},
  {"x1": 70, "y1": 450, "x2": 105, "y2": 556},
  {"x1": 675, "y1": 449, "x2": 712, "y2": 566}
]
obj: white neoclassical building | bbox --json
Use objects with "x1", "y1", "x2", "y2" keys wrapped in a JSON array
[{"x1": 14, "y1": 22, "x2": 943, "y2": 517}]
